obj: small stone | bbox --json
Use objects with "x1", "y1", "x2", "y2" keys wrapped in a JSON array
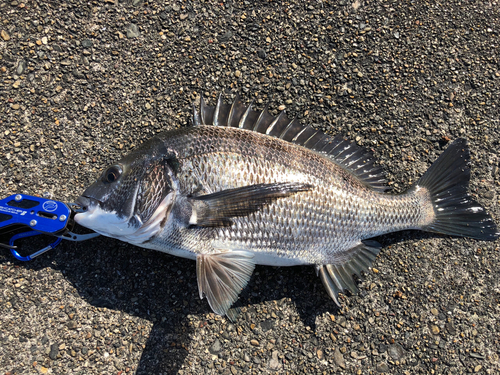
[
  {"x1": 230, "y1": 365, "x2": 237, "y2": 375},
  {"x1": 268, "y1": 350, "x2": 281, "y2": 370},
  {"x1": 376, "y1": 362, "x2": 389, "y2": 372},
  {"x1": 431, "y1": 325, "x2": 440, "y2": 335},
  {"x1": 235, "y1": 70, "x2": 241, "y2": 78},
  {"x1": 257, "y1": 49, "x2": 266, "y2": 59},
  {"x1": 430, "y1": 308, "x2": 439, "y2": 316},
  {"x1": 250, "y1": 339, "x2": 259, "y2": 346},
  {"x1": 317, "y1": 349, "x2": 324, "y2": 360},
  {"x1": 474, "y1": 365, "x2": 482, "y2": 372},
  {"x1": 388, "y1": 343, "x2": 404, "y2": 360},
  {"x1": 81, "y1": 39, "x2": 93, "y2": 48},
  {"x1": 333, "y1": 347, "x2": 345, "y2": 368},
  {"x1": 67, "y1": 321, "x2": 77, "y2": 330},
  {"x1": 16, "y1": 61, "x2": 27, "y2": 75},
  {"x1": 36, "y1": 39, "x2": 42, "y2": 45},
  {"x1": 11, "y1": 104, "x2": 20, "y2": 110},
  {"x1": 184, "y1": 36, "x2": 191, "y2": 42},
  {"x1": 209, "y1": 339, "x2": 221, "y2": 354},
  {"x1": 260, "y1": 320, "x2": 274, "y2": 332},
  {"x1": 41, "y1": 36, "x2": 48, "y2": 44},
  {"x1": 179, "y1": 14, "x2": 188, "y2": 20},
  {"x1": 126, "y1": 23, "x2": 140, "y2": 38},
  {"x1": 49, "y1": 343, "x2": 59, "y2": 360},
  {"x1": 1, "y1": 30, "x2": 10, "y2": 41},
  {"x1": 219, "y1": 31, "x2": 233, "y2": 42},
  {"x1": 145, "y1": 103, "x2": 152, "y2": 110},
  {"x1": 12, "y1": 80, "x2": 21, "y2": 88},
  {"x1": 278, "y1": 105, "x2": 285, "y2": 111}
]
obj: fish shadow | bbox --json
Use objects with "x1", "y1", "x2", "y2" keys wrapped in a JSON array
[{"x1": 0, "y1": 229, "x2": 439, "y2": 374}]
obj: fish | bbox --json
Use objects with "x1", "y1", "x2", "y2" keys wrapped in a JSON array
[{"x1": 74, "y1": 93, "x2": 499, "y2": 316}]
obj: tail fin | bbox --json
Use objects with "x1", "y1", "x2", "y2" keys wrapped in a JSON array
[{"x1": 415, "y1": 138, "x2": 498, "y2": 240}]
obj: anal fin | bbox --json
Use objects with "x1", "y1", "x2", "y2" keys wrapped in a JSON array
[
  {"x1": 197, "y1": 250, "x2": 255, "y2": 316},
  {"x1": 317, "y1": 240, "x2": 381, "y2": 306}
]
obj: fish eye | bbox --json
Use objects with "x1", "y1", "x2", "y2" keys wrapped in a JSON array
[{"x1": 103, "y1": 165, "x2": 122, "y2": 183}]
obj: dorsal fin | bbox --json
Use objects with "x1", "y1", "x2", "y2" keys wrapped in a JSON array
[{"x1": 192, "y1": 94, "x2": 388, "y2": 192}]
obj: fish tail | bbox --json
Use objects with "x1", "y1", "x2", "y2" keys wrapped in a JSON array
[{"x1": 415, "y1": 138, "x2": 498, "y2": 240}]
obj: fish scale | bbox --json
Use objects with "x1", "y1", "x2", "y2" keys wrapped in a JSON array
[
  {"x1": 144, "y1": 125, "x2": 427, "y2": 265},
  {"x1": 74, "y1": 94, "x2": 498, "y2": 316}
]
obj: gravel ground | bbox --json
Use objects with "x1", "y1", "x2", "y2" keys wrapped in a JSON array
[{"x1": 1, "y1": 0, "x2": 499, "y2": 374}]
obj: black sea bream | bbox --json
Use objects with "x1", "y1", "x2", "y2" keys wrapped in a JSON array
[{"x1": 75, "y1": 94, "x2": 499, "y2": 316}]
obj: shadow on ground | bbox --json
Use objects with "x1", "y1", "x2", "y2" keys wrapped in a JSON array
[{"x1": 0, "y1": 229, "x2": 436, "y2": 373}]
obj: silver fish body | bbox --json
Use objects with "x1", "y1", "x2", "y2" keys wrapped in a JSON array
[
  {"x1": 75, "y1": 94, "x2": 498, "y2": 316},
  {"x1": 140, "y1": 125, "x2": 429, "y2": 264}
]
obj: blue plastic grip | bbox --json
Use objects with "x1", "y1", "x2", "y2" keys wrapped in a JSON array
[{"x1": 0, "y1": 194, "x2": 71, "y2": 234}]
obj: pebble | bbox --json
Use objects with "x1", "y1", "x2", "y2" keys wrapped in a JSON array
[
  {"x1": 376, "y1": 362, "x2": 389, "y2": 372},
  {"x1": 235, "y1": 70, "x2": 241, "y2": 78},
  {"x1": 268, "y1": 350, "x2": 281, "y2": 370},
  {"x1": 179, "y1": 14, "x2": 188, "y2": 20},
  {"x1": 126, "y1": 24, "x2": 140, "y2": 38},
  {"x1": 49, "y1": 343, "x2": 58, "y2": 360},
  {"x1": 209, "y1": 339, "x2": 221, "y2": 354},
  {"x1": 219, "y1": 31, "x2": 233, "y2": 42},
  {"x1": 16, "y1": 61, "x2": 27, "y2": 75},
  {"x1": 1, "y1": 30, "x2": 9, "y2": 41},
  {"x1": 333, "y1": 347, "x2": 345, "y2": 368},
  {"x1": 250, "y1": 339, "x2": 259, "y2": 346},
  {"x1": 41, "y1": 36, "x2": 48, "y2": 45},
  {"x1": 12, "y1": 80, "x2": 20, "y2": 88},
  {"x1": 388, "y1": 343, "x2": 404, "y2": 360},
  {"x1": 82, "y1": 39, "x2": 93, "y2": 48},
  {"x1": 431, "y1": 325, "x2": 440, "y2": 334}
]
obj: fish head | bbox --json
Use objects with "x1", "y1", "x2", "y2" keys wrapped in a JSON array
[{"x1": 74, "y1": 137, "x2": 178, "y2": 239}]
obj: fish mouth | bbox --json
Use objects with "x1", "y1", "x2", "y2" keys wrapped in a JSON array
[{"x1": 75, "y1": 195, "x2": 101, "y2": 214}]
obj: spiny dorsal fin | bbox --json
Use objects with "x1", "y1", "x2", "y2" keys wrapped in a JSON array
[{"x1": 192, "y1": 94, "x2": 388, "y2": 192}]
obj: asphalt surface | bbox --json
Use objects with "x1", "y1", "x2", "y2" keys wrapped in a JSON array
[{"x1": 1, "y1": 0, "x2": 499, "y2": 374}]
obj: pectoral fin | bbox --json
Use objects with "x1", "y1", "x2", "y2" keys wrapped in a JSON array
[
  {"x1": 196, "y1": 250, "x2": 255, "y2": 316},
  {"x1": 316, "y1": 240, "x2": 381, "y2": 306},
  {"x1": 188, "y1": 182, "x2": 312, "y2": 227}
]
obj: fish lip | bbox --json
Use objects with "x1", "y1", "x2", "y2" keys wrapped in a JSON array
[{"x1": 75, "y1": 195, "x2": 101, "y2": 213}]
